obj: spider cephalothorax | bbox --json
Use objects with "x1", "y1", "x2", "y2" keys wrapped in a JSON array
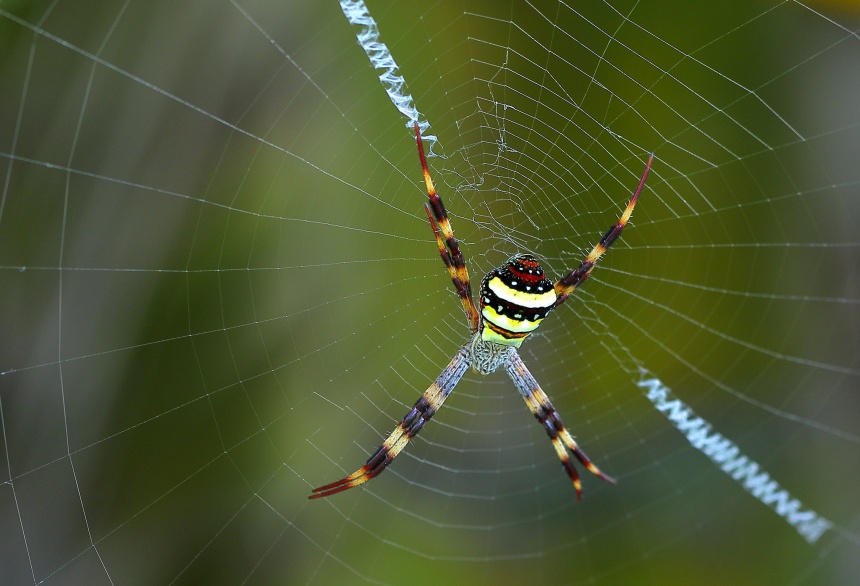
[{"x1": 310, "y1": 123, "x2": 653, "y2": 501}]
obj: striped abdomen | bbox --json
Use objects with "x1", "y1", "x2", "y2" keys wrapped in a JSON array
[{"x1": 479, "y1": 254, "x2": 557, "y2": 347}]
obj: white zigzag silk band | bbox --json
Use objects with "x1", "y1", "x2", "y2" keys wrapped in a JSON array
[
  {"x1": 339, "y1": 0, "x2": 437, "y2": 151},
  {"x1": 638, "y1": 372, "x2": 832, "y2": 544}
]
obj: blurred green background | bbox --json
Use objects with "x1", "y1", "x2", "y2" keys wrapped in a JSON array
[{"x1": 1, "y1": 0, "x2": 859, "y2": 584}]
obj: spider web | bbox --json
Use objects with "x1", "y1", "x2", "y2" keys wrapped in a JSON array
[{"x1": 1, "y1": 0, "x2": 859, "y2": 584}]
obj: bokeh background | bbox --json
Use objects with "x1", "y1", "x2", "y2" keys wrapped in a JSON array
[{"x1": 1, "y1": 0, "x2": 859, "y2": 584}]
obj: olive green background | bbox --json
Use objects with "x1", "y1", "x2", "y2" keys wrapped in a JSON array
[{"x1": 1, "y1": 1, "x2": 858, "y2": 584}]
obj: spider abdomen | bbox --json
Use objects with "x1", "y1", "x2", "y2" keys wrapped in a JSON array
[{"x1": 479, "y1": 254, "x2": 557, "y2": 347}]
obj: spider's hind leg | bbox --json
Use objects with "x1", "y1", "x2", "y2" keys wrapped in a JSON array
[
  {"x1": 554, "y1": 154, "x2": 653, "y2": 306},
  {"x1": 415, "y1": 123, "x2": 481, "y2": 334}
]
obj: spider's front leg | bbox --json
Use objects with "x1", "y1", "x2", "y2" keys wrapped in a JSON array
[
  {"x1": 505, "y1": 351, "x2": 615, "y2": 501},
  {"x1": 309, "y1": 345, "x2": 470, "y2": 499}
]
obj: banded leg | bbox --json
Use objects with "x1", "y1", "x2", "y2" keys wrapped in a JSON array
[
  {"x1": 414, "y1": 122, "x2": 481, "y2": 334},
  {"x1": 310, "y1": 345, "x2": 470, "y2": 499},
  {"x1": 505, "y1": 350, "x2": 615, "y2": 501},
  {"x1": 554, "y1": 154, "x2": 654, "y2": 306}
]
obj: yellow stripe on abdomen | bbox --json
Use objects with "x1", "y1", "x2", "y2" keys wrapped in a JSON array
[
  {"x1": 485, "y1": 276, "x2": 557, "y2": 308},
  {"x1": 482, "y1": 305, "x2": 544, "y2": 333}
]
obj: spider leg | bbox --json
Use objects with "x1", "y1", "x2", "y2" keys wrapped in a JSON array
[
  {"x1": 505, "y1": 350, "x2": 615, "y2": 502},
  {"x1": 310, "y1": 345, "x2": 470, "y2": 499},
  {"x1": 554, "y1": 154, "x2": 653, "y2": 307},
  {"x1": 414, "y1": 122, "x2": 481, "y2": 334}
]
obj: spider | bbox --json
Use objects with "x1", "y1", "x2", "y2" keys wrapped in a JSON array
[{"x1": 310, "y1": 123, "x2": 653, "y2": 501}]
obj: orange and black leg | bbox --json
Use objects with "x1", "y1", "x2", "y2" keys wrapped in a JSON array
[
  {"x1": 310, "y1": 346, "x2": 470, "y2": 498},
  {"x1": 505, "y1": 351, "x2": 615, "y2": 501},
  {"x1": 554, "y1": 154, "x2": 653, "y2": 306},
  {"x1": 415, "y1": 123, "x2": 481, "y2": 334}
]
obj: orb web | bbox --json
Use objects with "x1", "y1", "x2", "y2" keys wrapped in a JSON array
[{"x1": 1, "y1": 1, "x2": 859, "y2": 584}]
